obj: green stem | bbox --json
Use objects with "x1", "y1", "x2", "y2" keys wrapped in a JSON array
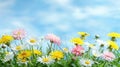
[
  {"x1": 48, "y1": 42, "x2": 53, "y2": 55},
  {"x1": 20, "y1": 39, "x2": 23, "y2": 45},
  {"x1": 103, "y1": 61, "x2": 106, "y2": 67},
  {"x1": 31, "y1": 45, "x2": 35, "y2": 58}
]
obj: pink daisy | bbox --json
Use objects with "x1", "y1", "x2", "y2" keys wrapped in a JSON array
[
  {"x1": 72, "y1": 45, "x2": 84, "y2": 56},
  {"x1": 101, "y1": 51, "x2": 115, "y2": 61},
  {"x1": 45, "y1": 33, "x2": 61, "y2": 45},
  {"x1": 12, "y1": 29, "x2": 26, "y2": 40}
]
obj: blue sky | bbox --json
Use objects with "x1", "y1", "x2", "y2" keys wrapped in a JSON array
[{"x1": 0, "y1": 0, "x2": 120, "y2": 42}]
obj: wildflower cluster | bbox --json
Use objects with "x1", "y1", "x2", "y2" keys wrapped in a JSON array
[{"x1": 0, "y1": 29, "x2": 120, "y2": 67}]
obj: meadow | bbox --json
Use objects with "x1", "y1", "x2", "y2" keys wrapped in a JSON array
[{"x1": 0, "y1": 29, "x2": 120, "y2": 67}]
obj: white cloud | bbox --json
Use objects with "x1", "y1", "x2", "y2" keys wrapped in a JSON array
[
  {"x1": 11, "y1": 21, "x2": 40, "y2": 36},
  {"x1": 11, "y1": 21, "x2": 25, "y2": 28},
  {"x1": 42, "y1": 0, "x2": 110, "y2": 20},
  {"x1": 0, "y1": 0, "x2": 15, "y2": 17},
  {"x1": 52, "y1": 0, "x2": 70, "y2": 6},
  {"x1": 37, "y1": 11, "x2": 67, "y2": 24},
  {"x1": 85, "y1": 6, "x2": 109, "y2": 16},
  {"x1": 45, "y1": 0, "x2": 71, "y2": 7},
  {"x1": 108, "y1": 0, "x2": 120, "y2": 7},
  {"x1": 104, "y1": 0, "x2": 120, "y2": 19},
  {"x1": 0, "y1": 0, "x2": 15, "y2": 8},
  {"x1": 0, "y1": 29, "x2": 12, "y2": 35},
  {"x1": 55, "y1": 24, "x2": 70, "y2": 31},
  {"x1": 43, "y1": 13, "x2": 61, "y2": 23},
  {"x1": 72, "y1": 7, "x2": 88, "y2": 19},
  {"x1": 72, "y1": 6, "x2": 109, "y2": 19}
]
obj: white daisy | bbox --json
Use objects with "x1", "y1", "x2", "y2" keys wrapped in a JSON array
[
  {"x1": 37, "y1": 56, "x2": 54, "y2": 64},
  {"x1": 80, "y1": 59, "x2": 94, "y2": 67},
  {"x1": 96, "y1": 39, "x2": 108, "y2": 46},
  {"x1": 27, "y1": 37, "x2": 38, "y2": 45},
  {"x1": 17, "y1": 61, "x2": 28, "y2": 65},
  {"x1": 92, "y1": 49, "x2": 101, "y2": 57},
  {"x1": 63, "y1": 48, "x2": 69, "y2": 53},
  {"x1": 1, "y1": 44, "x2": 7, "y2": 48},
  {"x1": 84, "y1": 42, "x2": 95, "y2": 49},
  {"x1": 17, "y1": 59, "x2": 28, "y2": 64},
  {"x1": 12, "y1": 45, "x2": 24, "y2": 51},
  {"x1": 3, "y1": 52, "x2": 14, "y2": 62}
]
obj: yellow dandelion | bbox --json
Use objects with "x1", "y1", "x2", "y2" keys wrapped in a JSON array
[
  {"x1": 78, "y1": 32, "x2": 89, "y2": 36},
  {"x1": 108, "y1": 41, "x2": 119, "y2": 50},
  {"x1": 0, "y1": 35, "x2": 14, "y2": 45},
  {"x1": 50, "y1": 50, "x2": 64, "y2": 60},
  {"x1": 17, "y1": 50, "x2": 31, "y2": 59},
  {"x1": 0, "y1": 39, "x2": 2, "y2": 44},
  {"x1": 108, "y1": 32, "x2": 120, "y2": 38},
  {"x1": 71, "y1": 38, "x2": 84, "y2": 45},
  {"x1": 33, "y1": 50, "x2": 42, "y2": 55}
]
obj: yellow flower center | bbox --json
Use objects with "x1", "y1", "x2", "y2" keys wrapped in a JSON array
[
  {"x1": 93, "y1": 53, "x2": 98, "y2": 57},
  {"x1": 85, "y1": 61, "x2": 90, "y2": 65},
  {"x1": 63, "y1": 48, "x2": 68, "y2": 52},
  {"x1": 17, "y1": 32, "x2": 21, "y2": 35},
  {"x1": 21, "y1": 52, "x2": 27, "y2": 56},
  {"x1": 5, "y1": 52, "x2": 9, "y2": 55},
  {"x1": 16, "y1": 46, "x2": 22, "y2": 50},
  {"x1": 42, "y1": 58, "x2": 49, "y2": 62},
  {"x1": 89, "y1": 44, "x2": 94, "y2": 48},
  {"x1": 30, "y1": 39, "x2": 36, "y2": 43}
]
